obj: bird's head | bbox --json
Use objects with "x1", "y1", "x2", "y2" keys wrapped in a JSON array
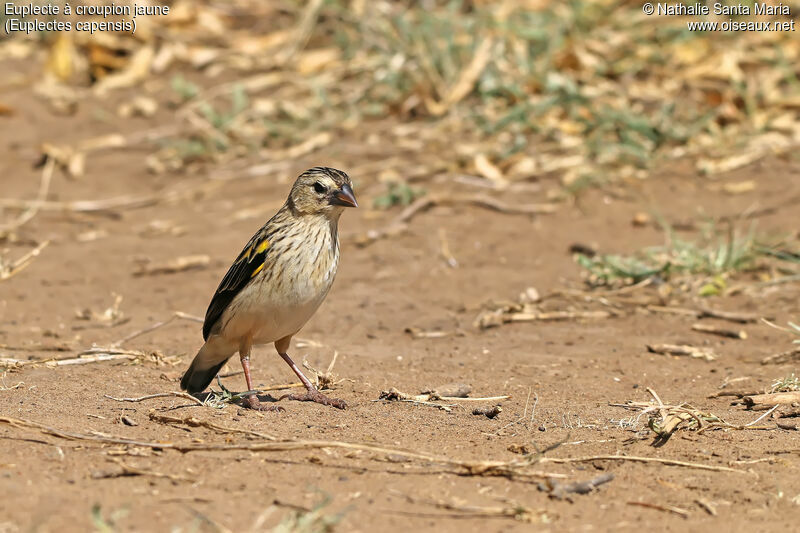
[{"x1": 288, "y1": 167, "x2": 358, "y2": 217}]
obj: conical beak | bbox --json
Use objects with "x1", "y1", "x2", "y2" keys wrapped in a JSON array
[{"x1": 331, "y1": 184, "x2": 358, "y2": 207}]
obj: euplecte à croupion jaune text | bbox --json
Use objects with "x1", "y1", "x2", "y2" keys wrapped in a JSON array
[{"x1": 4, "y1": 2, "x2": 170, "y2": 34}]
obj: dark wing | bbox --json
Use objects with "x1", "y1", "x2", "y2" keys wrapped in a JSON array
[{"x1": 202, "y1": 227, "x2": 271, "y2": 340}]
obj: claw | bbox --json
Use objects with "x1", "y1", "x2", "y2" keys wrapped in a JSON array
[{"x1": 241, "y1": 395, "x2": 285, "y2": 412}]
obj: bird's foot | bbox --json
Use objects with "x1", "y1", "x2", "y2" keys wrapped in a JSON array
[
  {"x1": 240, "y1": 394, "x2": 285, "y2": 412},
  {"x1": 280, "y1": 389, "x2": 347, "y2": 410}
]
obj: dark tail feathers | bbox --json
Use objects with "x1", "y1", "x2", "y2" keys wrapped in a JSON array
[{"x1": 180, "y1": 358, "x2": 228, "y2": 393}]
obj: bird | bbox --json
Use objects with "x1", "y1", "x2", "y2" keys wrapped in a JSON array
[{"x1": 180, "y1": 167, "x2": 357, "y2": 411}]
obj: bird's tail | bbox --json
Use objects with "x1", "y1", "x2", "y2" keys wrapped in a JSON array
[{"x1": 180, "y1": 337, "x2": 237, "y2": 393}]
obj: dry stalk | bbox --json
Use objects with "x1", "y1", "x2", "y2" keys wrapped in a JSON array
[
  {"x1": 612, "y1": 388, "x2": 779, "y2": 442},
  {"x1": 0, "y1": 415, "x2": 565, "y2": 479},
  {"x1": 0, "y1": 180, "x2": 221, "y2": 215},
  {"x1": 475, "y1": 297, "x2": 612, "y2": 329},
  {"x1": 628, "y1": 501, "x2": 690, "y2": 518},
  {"x1": 646, "y1": 344, "x2": 717, "y2": 362},
  {"x1": 92, "y1": 457, "x2": 194, "y2": 483},
  {"x1": 761, "y1": 347, "x2": 800, "y2": 365},
  {"x1": 148, "y1": 412, "x2": 276, "y2": 441},
  {"x1": 691, "y1": 323, "x2": 747, "y2": 339},
  {"x1": 379, "y1": 387, "x2": 510, "y2": 412},
  {"x1": 540, "y1": 455, "x2": 746, "y2": 474},
  {"x1": 111, "y1": 311, "x2": 203, "y2": 348},
  {"x1": 353, "y1": 193, "x2": 558, "y2": 247},
  {"x1": 105, "y1": 392, "x2": 205, "y2": 407},
  {"x1": 302, "y1": 351, "x2": 342, "y2": 390},
  {"x1": 647, "y1": 305, "x2": 762, "y2": 324},
  {"x1": 0, "y1": 157, "x2": 54, "y2": 239},
  {"x1": 0, "y1": 240, "x2": 50, "y2": 282}
]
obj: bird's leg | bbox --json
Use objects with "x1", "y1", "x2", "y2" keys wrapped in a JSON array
[
  {"x1": 238, "y1": 338, "x2": 282, "y2": 412},
  {"x1": 277, "y1": 351, "x2": 347, "y2": 410}
]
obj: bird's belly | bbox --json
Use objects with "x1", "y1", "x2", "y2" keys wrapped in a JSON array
[{"x1": 219, "y1": 276, "x2": 332, "y2": 345}]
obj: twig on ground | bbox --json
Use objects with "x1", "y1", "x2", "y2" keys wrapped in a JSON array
[
  {"x1": 0, "y1": 180, "x2": 221, "y2": 215},
  {"x1": 476, "y1": 308, "x2": 611, "y2": 329},
  {"x1": 0, "y1": 157, "x2": 54, "y2": 239},
  {"x1": 0, "y1": 415, "x2": 566, "y2": 479},
  {"x1": 133, "y1": 255, "x2": 210, "y2": 277},
  {"x1": 761, "y1": 347, "x2": 800, "y2": 365},
  {"x1": 104, "y1": 392, "x2": 204, "y2": 407},
  {"x1": 0, "y1": 240, "x2": 50, "y2": 281},
  {"x1": 646, "y1": 344, "x2": 717, "y2": 362},
  {"x1": 743, "y1": 392, "x2": 800, "y2": 408},
  {"x1": 389, "y1": 492, "x2": 548, "y2": 523},
  {"x1": 647, "y1": 305, "x2": 762, "y2": 324},
  {"x1": 545, "y1": 454, "x2": 747, "y2": 473},
  {"x1": 91, "y1": 457, "x2": 194, "y2": 483},
  {"x1": 148, "y1": 412, "x2": 276, "y2": 440},
  {"x1": 378, "y1": 388, "x2": 454, "y2": 411},
  {"x1": 1, "y1": 348, "x2": 149, "y2": 369},
  {"x1": 691, "y1": 323, "x2": 747, "y2": 340},
  {"x1": 379, "y1": 387, "x2": 510, "y2": 412},
  {"x1": 111, "y1": 311, "x2": 203, "y2": 348},
  {"x1": 353, "y1": 193, "x2": 558, "y2": 247},
  {"x1": 628, "y1": 501, "x2": 690, "y2": 518}
]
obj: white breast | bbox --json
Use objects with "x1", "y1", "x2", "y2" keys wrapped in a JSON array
[{"x1": 218, "y1": 218, "x2": 339, "y2": 346}]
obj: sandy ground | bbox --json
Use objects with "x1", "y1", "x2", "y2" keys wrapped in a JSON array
[{"x1": 1, "y1": 80, "x2": 800, "y2": 532}]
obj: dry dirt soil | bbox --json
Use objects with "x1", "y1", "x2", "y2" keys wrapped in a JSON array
[{"x1": 2, "y1": 81, "x2": 800, "y2": 532}]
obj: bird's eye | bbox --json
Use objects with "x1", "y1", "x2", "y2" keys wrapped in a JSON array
[{"x1": 313, "y1": 181, "x2": 327, "y2": 194}]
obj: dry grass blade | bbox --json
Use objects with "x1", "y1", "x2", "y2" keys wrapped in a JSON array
[
  {"x1": 91, "y1": 457, "x2": 194, "y2": 483},
  {"x1": 0, "y1": 415, "x2": 568, "y2": 479},
  {"x1": 0, "y1": 240, "x2": 50, "y2": 281},
  {"x1": 0, "y1": 157, "x2": 54, "y2": 239},
  {"x1": 646, "y1": 344, "x2": 717, "y2": 362},
  {"x1": 379, "y1": 387, "x2": 509, "y2": 411},
  {"x1": 612, "y1": 388, "x2": 777, "y2": 442},
  {"x1": 477, "y1": 308, "x2": 610, "y2": 330},
  {"x1": 540, "y1": 455, "x2": 746, "y2": 474},
  {"x1": 111, "y1": 311, "x2": 203, "y2": 348},
  {"x1": 354, "y1": 193, "x2": 558, "y2": 247},
  {"x1": 1, "y1": 348, "x2": 146, "y2": 369},
  {"x1": 0, "y1": 181, "x2": 221, "y2": 215},
  {"x1": 391, "y1": 493, "x2": 548, "y2": 523},
  {"x1": 761, "y1": 347, "x2": 800, "y2": 365},
  {"x1": 426, "y1": 38, "x2": 494, "y2": 116},
  {"x1": 133, "y1": 255, "x2": 210, "y2": 276},
  {"x1": 104, "y1": 392, "x2": 204, "y2": 407},
  {"x1": 647, "y1": 306, "x2": 763, "y2": 324},
  {"x1": 378, "y1": 388, "x2": 454, "y2": 412},
  {"x1": 148, "y1": 413, "x2": 276, "y2": 441},
  {"x1": 628, "y1": 501, "x2": 690, "y2": 518},
  {"x1": 743, "y1": 392, "x2": 800, "y2": 408},
  {"x1": 691, "y1": 323, "x2": 747, "y2": 340}
]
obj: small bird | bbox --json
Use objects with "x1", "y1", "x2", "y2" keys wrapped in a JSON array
[{"x1": 180, "y1": 167, "x2": 357, "y2": 410}]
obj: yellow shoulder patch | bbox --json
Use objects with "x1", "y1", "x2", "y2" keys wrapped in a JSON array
[{"x1": 255, "y1": 240, "x2": 270, "y2": 254}]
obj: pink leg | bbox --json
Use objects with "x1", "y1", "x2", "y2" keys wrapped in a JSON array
[
  {"x1": 239, "y1": 347, "x2": 283, "y2": 412},
  {"x1": 278, "y1": 352, "x2": 347, "y2": 410}
]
